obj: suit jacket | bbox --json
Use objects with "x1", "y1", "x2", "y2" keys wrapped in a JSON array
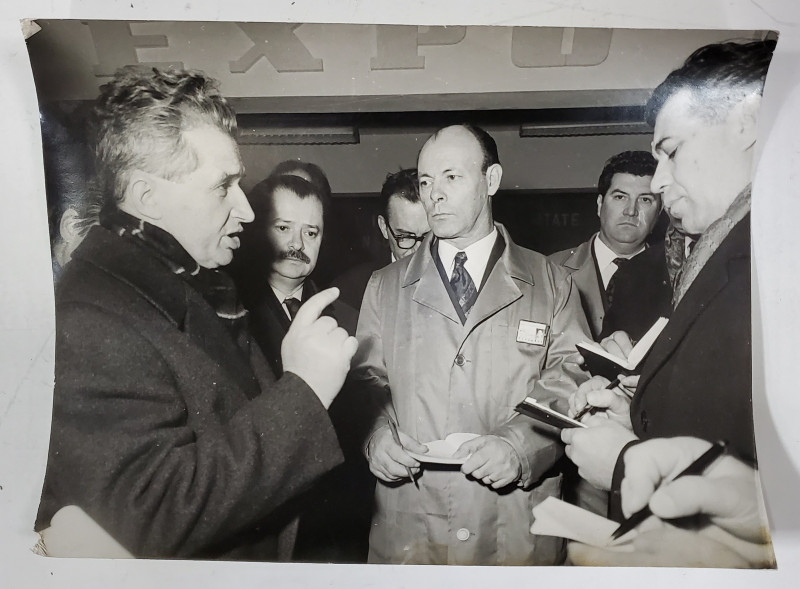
[
  {"x1": 36, "y1": 225, "x2": 344, "y2": 560},
  {"x1": 241, "y1": 276, "x2": 366, "y2": 562},
  {"x1": 548, "y1": 237, "x2": 606, "y2": 339},
  {"x1": 630, "y1": 215, "x2": 754, "y2": 459},
  {"x1": 244, "y1": 279, "x2": 358, "y2": 378},
  {"x1": 352, "y1": 223, "x2": 590, "y2": 565},
  {"x1": 609, "y1": 215, "x2": 754, "y2": 517},
  {"x1": 549, "y1": 235, "x2": 672, "y2": 341}
]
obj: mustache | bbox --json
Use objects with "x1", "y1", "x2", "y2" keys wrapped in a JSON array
[{"x1": 278, "y1": 248, "x2": 311, "y2": 264}]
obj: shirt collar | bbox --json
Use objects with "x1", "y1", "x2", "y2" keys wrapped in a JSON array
[
  {"x1": 437, "y1": 227, "x2": 498, "y2": 291},
  {"x1": 271, "y1": 282, "x2": 304, "y2": 303},
  {"x1": 593, "y1": 235, "x2": 645, "y2": 288},
  {"x1": 271, "y1": 283, "x2": 304, "y2": 320},
  {"x1": 593, "y1": 234, "x2": 645, "y2": 269}
]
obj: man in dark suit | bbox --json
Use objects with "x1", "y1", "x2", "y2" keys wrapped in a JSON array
[
  {"x1": 331, "y1": 168, "x2": 429, "y2": 312},
  {"x1": 236, "y1": 170, "x2": 370, "y2": 562},
  {"x1": 237, "y1": 173, "x2": 356, "y2": 376},
  {"x1": 35, "y1": 66, "x2": 357, "y2": 560},
  {"x1": 562, "y1": 41, "x2": 774, "y2": 567},
  {"x1": 549, "y1": 151, "x2": 671, "y2": 343}
]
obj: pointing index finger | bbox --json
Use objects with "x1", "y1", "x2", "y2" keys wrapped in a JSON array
[{"x1": 291, "y1": 287, "x2": 340, "y2": 327}]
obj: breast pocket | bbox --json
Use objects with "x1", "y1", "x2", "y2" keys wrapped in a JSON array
[{"x1": 491, "y1": 318, "x2": 550, "y2": 407}]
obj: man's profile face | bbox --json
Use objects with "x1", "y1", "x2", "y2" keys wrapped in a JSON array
[
  {"x1": 265, "y1": 187, "x2": 324, "y2": 283},
  {"x1": 417, "y1": 126, "x2": 496, "y2": 248},
  {"x1": 378, "y1": 195, "x2": 430, "y2": 260},
  {"x1": 597, "y1": 173, "x2": 661, "y2": 254},
  {"x1": 149, "y1": 125, "x2": 253, "y2": 268},
  {"x1": 651, "y1": 88, "x2": 755, "y2": 235}
]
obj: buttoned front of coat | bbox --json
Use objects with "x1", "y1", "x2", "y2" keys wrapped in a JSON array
[{"x1": 353, "y1": 224, "x2": 590, "y2": 565}]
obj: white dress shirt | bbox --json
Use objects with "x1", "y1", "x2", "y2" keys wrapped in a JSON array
[
  {"x1": 593, "y1": 235, "x2": 645, "y2": 289},
  {"x1": 437, "y1": 227, "x2": 498, "y2": 291},
  {"x1": 270, "y1": 283, "x2": 304, "y2": 320}
]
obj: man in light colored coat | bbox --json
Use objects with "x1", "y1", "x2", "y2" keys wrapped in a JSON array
[{"x1": 352, "y1": 124, "x2": 590, "y2": 565}]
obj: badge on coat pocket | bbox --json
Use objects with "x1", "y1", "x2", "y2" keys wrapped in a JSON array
[{"x1": 517, "y1": 320, "x2": 549, "y2": 346}]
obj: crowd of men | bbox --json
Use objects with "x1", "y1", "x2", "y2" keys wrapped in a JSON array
[{"x1": 35, "y1": 39, "x2": 775, "y2": 568}]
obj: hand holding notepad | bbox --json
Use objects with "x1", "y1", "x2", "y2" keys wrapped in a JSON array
[{"x1": 577, "y1": 317, "x2": 668, "y2": 380}]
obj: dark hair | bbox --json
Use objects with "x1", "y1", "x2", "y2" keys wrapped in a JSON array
[
  {"x1": 90, "y1": 66, "x2": 237, "y2": 204},
  {"x1": 597, "y1": 151, "x2": 658, "y2": 198},
  {"x1": 379, "y1": 168, "x2": 419, "y2": 220},
  {"x1": 268, "y1": 160, "x2": 332, "y2": 201},
  {"x1": 247, "y1": 173, "x2": 327, "y2": 223},
  {"x1": 428, "y1": 124, "x2": 500, "y2": 172},
  {"x1": 645, "y1": 40, "x2": 774, "y2": 126}
]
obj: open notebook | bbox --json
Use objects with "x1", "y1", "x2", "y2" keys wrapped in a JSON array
[{"x1": 576, "y1": 317, "x2": 669, "y2": 380}]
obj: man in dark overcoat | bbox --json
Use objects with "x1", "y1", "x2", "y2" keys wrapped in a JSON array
[{"x1": 35, "y1": 66, "x2": 357, "y2": 560}]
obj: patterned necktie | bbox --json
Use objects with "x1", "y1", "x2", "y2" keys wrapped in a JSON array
[
  {"x1": 284, "y1": 297, "x2": 302, "y2": 321},
  {"x1": 605, "y1": 257, "x2": 630, "y2": 307},
  {"x1": 450, "y1": 251, "x2": 478, "y2": 316}
]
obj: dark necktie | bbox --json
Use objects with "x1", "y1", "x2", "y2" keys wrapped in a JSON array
[
  {"x1": 450, "y1": 251, "x2": 478, "y2": 316},
  {"x1": 284, "y1": 297, "x2": 302, "y2": 321},
  {"x1": 605, "y1": 257, "x2": 630, "y2": 306}
]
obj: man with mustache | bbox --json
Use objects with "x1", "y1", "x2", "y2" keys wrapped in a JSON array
[
  {"x1": 549, "y1": 151, "x2": 671, "y2": 344},
  {"x1": 35, "y1": 67, "x2": 357, "y2": 559},
  {"x1": 352, "y1": 124, "x2": 590, "y2": 565},
  {"x1": 237, "y1": 171, "x2": 368, "y2": 563},
  {"x1": 239, "y1": 171, "x2": 357, "y2": 378}
]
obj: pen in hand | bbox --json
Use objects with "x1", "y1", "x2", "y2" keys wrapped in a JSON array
[
  {"x1": 573, "y1": 377, "x2": 622, "y2": 422},
  {"x1": 610, "y1": 440, "x2": 728, "y2": 540},
  {"x1": 388, "y1": 417, "x2": 421, "y2": 490}
]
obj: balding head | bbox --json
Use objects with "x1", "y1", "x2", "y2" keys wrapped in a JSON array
[{"x1": 417, "y1": 125, "x2": 502, "y2": 249}]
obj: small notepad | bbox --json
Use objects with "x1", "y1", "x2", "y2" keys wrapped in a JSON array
[{"x1": 531, "y1": 496, "x2": 640, "y2": 547}]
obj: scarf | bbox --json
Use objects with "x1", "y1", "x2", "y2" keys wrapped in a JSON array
[
  {"x1": 99, "y1": 207, "x2": 249, "y2": 334},
  {"x1": 672, "y1": 185, "x2": 751, "y2": 308}
]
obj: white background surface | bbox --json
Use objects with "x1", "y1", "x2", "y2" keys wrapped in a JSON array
[{"x1": 1, "y1": 1, "x2": 798, "y2": 587}]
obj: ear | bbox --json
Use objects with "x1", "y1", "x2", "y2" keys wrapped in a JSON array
[
  {"x1": 596, "y1": 194, "x2": 604, "y2": 217},
  {"x1": 377, "y1": 215, "x2": 389, "y2": 240},
  {"x1": 59, "y1": 207, "x2": 82, "y2": 243},
  {"x1": 123, "y1": 171, "x2": 162, "y2": 221},
  {"x1": 731, "y1": 92, "x2": 762, "y2": 152},
  {"x1": 485, "y1": 163, "x2": 503, "y2": 196}
]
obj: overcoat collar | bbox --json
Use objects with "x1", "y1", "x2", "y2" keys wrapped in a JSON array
[
  {"x1": 73, "y1": 225, "x2": 189, "y2": 329},
  {"x1": 559, "y1": 235, "x2": 595, "y2": 272},
  {"x1": 71, "y1": 225, "x2": 262, "y2": 400},
  {"x1": 558, "y1": 235, "x2": 605, "y2": 338}
]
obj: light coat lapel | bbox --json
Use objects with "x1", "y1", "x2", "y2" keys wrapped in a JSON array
[
  {"x1": 464, "y1": 226, "x2": 530, "y2": 332},
  {"x1": 562, "y1": 239, "x2": 605, "y2": 338},
  {"x1": 404, "y1": 235, "x2": 462, "y2": 325}
]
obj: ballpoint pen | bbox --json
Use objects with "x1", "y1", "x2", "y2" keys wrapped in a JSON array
[
  {"x1": 573, "y1": 377, "x2": 622, "y2": 422},
  {"x1": 610, "y1": 440, "x2": 728, "y2": 540},
  {"x1": 388, "y1": 416, "x2": 420, "y2": 490}
]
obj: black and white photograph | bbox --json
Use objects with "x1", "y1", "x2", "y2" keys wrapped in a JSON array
[{"x1": 2, "y1": 1, "x2": 800, "y2": 588}]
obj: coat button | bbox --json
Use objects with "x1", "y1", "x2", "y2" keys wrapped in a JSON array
[
  {"x1": 456, "y1": 528, "x2": 470, "y2": 541},
  {"x1": 455, "y1": 354, "x2": 465, "y2": 366}
]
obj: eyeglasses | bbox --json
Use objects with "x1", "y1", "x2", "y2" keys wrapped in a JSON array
[{"x1": 386, "y1": 224, "x2": 429, "y2": 249}]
